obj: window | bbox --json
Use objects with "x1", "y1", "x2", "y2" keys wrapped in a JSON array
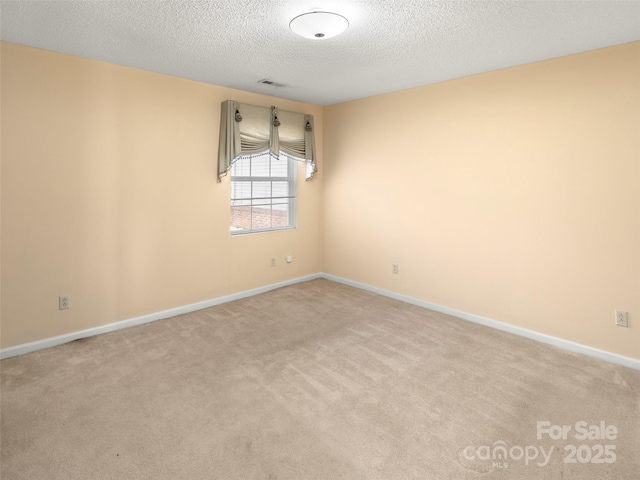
[
  {"x1": 218, "y1": 100, "x2": 316, "y2": 235},
  {"x1": 230, "y1": 152, "x2": 297, "y2": 234}
]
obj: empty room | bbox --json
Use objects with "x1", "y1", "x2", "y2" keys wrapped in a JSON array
[{"x1": 1, "y1": 1, "x2": 639, "y2": 479}]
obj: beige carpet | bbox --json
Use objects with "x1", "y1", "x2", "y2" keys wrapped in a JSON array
[{"x1": 1, "y1": 279, "x2": 638, "y2": 479}]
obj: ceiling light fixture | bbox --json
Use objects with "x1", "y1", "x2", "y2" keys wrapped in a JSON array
[{"x1": 289, "y1": 11, "x2": 349, "y2": 40}]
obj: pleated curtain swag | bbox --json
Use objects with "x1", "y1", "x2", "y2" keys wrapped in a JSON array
[{"x1": 217, "y1": 100, "x2": 317, "y2": 182}]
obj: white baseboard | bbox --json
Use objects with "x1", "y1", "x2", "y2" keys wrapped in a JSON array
[
  {"x1": 2, "y1": 272, "x2": 638, "y2": 371},
  {"x1": 0, "y1": 274, "x2": 321, "y2": 360},
  {"x1": 320, "y1": 273, "x2": 640, "y2": 371}
]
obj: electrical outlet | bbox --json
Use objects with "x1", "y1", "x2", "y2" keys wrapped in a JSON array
[
  {"x1": 59, "y1": 295, "x2": 70, "y2": 310},
  {"x1": 615, "y1": 310, "x2": 628, "y2": 327},
  {"x1": 270, "y1": 257, "x2": 276, "y2": 267},
  {"x1": 285, "y1": 255, "x2": 293, "y2": 263},
  {"x1": 392, "y1": 264, "x2": 399, "y2": 274}
]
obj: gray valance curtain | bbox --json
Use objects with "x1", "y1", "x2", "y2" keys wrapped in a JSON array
[{"x1": 217, "y1": 100, "x2": 317, "y2": 182}]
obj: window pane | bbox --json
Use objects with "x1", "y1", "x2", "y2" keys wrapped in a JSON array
[
  {"x1": 231, "y1": 206, "x2": 251, "y2": 231},
  {"x1": 252, "y1": 182, "x2": 272, "y2": 199},
  {"x1": 251, "y1": 155, "x2": 270, "y2": 176},
  {"x1": 271, "y1": 158, "x2": 288, "y2": 177},
  {"x1": 271, "y1": 204, "x2": 289, "y2": 228},
  {"x1": 231, "y1": 198, "x2": 251, "y2": 207},
  {"x1": 251, "y1": 206, "x2": 271, "y2": 230},
  {"x1": 231, "y1": 181, "x2": 252, "y2": 200},
  {"x1": 272, "y1": 181, "x2": 289, "y2": 198}
]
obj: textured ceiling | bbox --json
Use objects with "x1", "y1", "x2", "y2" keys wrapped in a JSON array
[{"x1": 1, "y1": 1, "x2": 639, "y2": 105}]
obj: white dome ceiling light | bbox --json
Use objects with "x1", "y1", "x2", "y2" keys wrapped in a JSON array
[{"x1": 289, "y1": 11, "x2": 349, "y2": 40}]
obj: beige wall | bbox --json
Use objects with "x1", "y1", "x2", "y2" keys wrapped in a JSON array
[
  {"x1": 0, "y1": 42, "x2": 323, "y2": 348},
  {"x1": 323, "y1": 42, "x2": 640, "y2": 359}
]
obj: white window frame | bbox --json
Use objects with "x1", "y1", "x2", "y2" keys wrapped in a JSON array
[{"x1": 230, "y1": 152, "x2": 297, "y2": 235}]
